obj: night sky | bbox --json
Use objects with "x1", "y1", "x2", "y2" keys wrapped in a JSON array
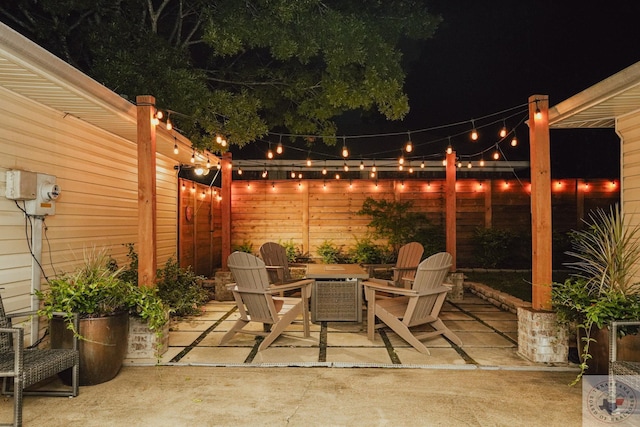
[{"x1": 235, "y1": 1, "x2": 640, "y2": 179}]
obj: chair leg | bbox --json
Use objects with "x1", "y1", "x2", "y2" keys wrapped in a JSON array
[
  {"x1": 14, "y1": 374, "x2": 23, "y2": 427},
  {"x1": 430, "y1": 319, "x2": 463, "y2": 346},
  {"x1": 258, "y1": 305, "x2": 302, "y2": 351},
  {"x1": 220, "y1": 319, "x2": 249, "y2": 345},
  {"x1": 376, "y1": 309, "x2": 431, "y2": 355}
]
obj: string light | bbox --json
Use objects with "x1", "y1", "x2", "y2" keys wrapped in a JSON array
[
  {"x1": 360, "y1": 160, "x2": 365, "y2": 170},
  {"x1": 206, "y1": 156, "x2": 211, "y2": 169},
  {"x1": 238, "y1": 167, "x2": 243, "y2": 175},
  {"x1": 262, "y1": 168, "x2": 268, "y2": 178},
  {"x1": 344, "y1": 162, "x2": 349, "y2": 172},
  {"x1": 216, "y1": 161, "x2": 221, "y2": 170},
  {"x1": 306, "y1": 157, "x2": 312, "y2": 167},
  {"x1": 511, "y1": 133, "x2": 518, "y2": 147},
  {"x1": 534, "y1": 99, "x2": 542, "y2": 120},
  {"x1": 467, "y1": 161, "x2": 472, "y2": 169},
  {"x1": 372, "y1": 162, "x2": 377, "y2": 173},
  {"x1": 291, "y1": 168, "x2": 296, "y2": 179},
  {"x1": 420, "y1": 160, "x2": 425, "y2": 168},
  {"x1": 322, "y1": 160, "x2": 327, "y2": 175},
  {"x1": 499, "y1": 120, "x2": 507, "y2": 138},
  {"x1": 479, "y1": 158, "x2": 485, "y2": 167},
  {"x1": 398, "y1": 156, "x2": 405, "y2": 165},
  {"x1": 173, "y1": 137, "x2": 179, "y2": 155},
  {"x1": 190, "y1": 150, "x2": 195, "y2": 164},
  {"x1": 493, "y1": 150, "x2": 500, "y2": 160},
  {"x1": 267, "y1": 143, "x2": 274, "y2": 159},
  {"x1": 276, "y1": 136, "x2": 283, "y2": 154},
  {"x1": 405, "y1": 132, "x2": 413, "y2": 153},
  {"x1": 341, "y1": 137, "x2": 349, "y2": 158},
  {"x1": 166, "y1": 114, "x2": 172, "y2": 131},
  {"x1": 446, "y1": 136, "x2": 453, "y2": 154},
  {"x1": 470, "y1": 119, "x2": 479, "y2": 141}
]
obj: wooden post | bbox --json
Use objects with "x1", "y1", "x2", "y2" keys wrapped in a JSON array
[
  {"x1": 302, "y1": 183, "x2": 310, "y2": 255},
  {"x1": 221, "y1": 152, "x2": 232, "y2": 270},
  {"x1": 529, "y1": 95, "x2": 552, "y2": 310},
  {"x1": 484, "y1": 179, "x2": 492, "y2": 229},
  {"x1": 446, "y1": 151, "x2": 457, "y2": 271},
  {"x1": 136, "y1": 95, "x2": 157, "y2": 287}
]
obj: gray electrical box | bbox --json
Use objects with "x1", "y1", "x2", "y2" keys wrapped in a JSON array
[{"x1": 5, "y1": 170, "x2": 37, "y2": 200}]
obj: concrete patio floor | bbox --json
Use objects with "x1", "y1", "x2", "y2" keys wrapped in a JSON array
[
  {"x1": 126, "y1": 291, "x2": 577, "y2": 370},
  {"x1": 2, "y1": 291, "x2": 589, "y2": 426}
]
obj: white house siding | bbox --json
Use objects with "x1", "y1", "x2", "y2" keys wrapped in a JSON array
[
  {"x1": 0, "y1": 85, "x2": 178, "y2": 319},
  {"x1": 618, "y1": 110, "x2": 640, "y2": 228}
]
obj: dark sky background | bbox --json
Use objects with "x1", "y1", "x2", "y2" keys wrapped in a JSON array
[
  {"x1": 401, "y1": 0, "x2": 640, "y2": 178},
  {"x1": 236, "y1": 0, "x2": 640, "y2": 179}
]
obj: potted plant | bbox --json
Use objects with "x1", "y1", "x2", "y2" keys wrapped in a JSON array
[
  {"x1": 36, "y1": 246, "x2": 168, "y2": 385},
  {"x1": 551, "y1": 204, "x2": 640, "y2": 381}
]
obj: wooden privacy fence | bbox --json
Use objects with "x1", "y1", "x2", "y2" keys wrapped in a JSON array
[{"x1": 179, "y1": 177, "x2": 619, "y2": 275}]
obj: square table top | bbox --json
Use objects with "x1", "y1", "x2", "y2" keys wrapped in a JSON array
[{"x1": 305, "y1": 263, "x2": 369, "y2": 279}]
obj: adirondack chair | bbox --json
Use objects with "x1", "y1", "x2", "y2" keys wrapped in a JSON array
[
  {"x1": 221, "y1": 251, "x2": 313, "y2": 351},
  {"x1": 363, "y1": 252, "x2": 462, "y2": 354},
  {"x1": 370, "y1": 242, "x2": 424, "y2": 288},
  {"x1": 0, "y1": 292, "x2": 79, "y2": 427},
  {"x1": 259, "y1": 242, "x2": 294, "y2": 285}
]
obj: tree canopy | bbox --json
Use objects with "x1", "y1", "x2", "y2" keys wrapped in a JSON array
[{"x1": 0, "y1": 0, "x2": 440, "y2": 151}]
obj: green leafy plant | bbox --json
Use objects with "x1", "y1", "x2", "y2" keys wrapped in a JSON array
[
  {"x1": 156, "y1": 257, "x2": 209, "y2": 318},
  {"x1": 277, "y1": 239, "x2": 311, "y2": 264},
  {"x1": 472, "y1": 227, "x2": 516, "y2": 268},
  {"x1": 317, "y1": 240, "x2": 348, "y2": 264},
  {"x1": 551, "y1": 204, "x2": 640, "y2": 383},
  {"x1": 37, "y1": 246, "x2": 168, "y2": 335},
  {"x1": 234, "y1": 240, "x2": 254, "y2": 254},
  {"x1": 347, "y1": 236, "x2": 392, "y2": 264}
]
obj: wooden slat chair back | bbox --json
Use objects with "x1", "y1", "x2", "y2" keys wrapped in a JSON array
[
  {"x1": 0, "y1": 292, "x2": 79, "y2": 426},
  {"x1": 220, "y1": 251, "x2": 313, "y2": 351},
  {"x1": 363, "y1": 252, "x2": 462, "y2": 354},
  {"x1": 391, "y1": 242, "x2": 424, "y2": 288},
  {"x1": 259, "y1": 242, "x2": 292, "y2": 284}
]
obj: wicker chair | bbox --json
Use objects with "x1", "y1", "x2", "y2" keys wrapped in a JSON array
[{"x1": 0, "y1": 292, "x2": 79, "y2": 427}]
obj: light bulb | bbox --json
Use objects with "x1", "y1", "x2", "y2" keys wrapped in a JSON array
[
  {"x1": 446, "y1": 145, "x2": 453, "y2": 155},
  {"x1": 298, "y1": 173, "x2": 302, "y2": 179},
  {"x1": 216, "y1": 161, "x2": 221, "y2": 170},
  {"x1": 405, "y1": 141, "x2": 413, "y2": 153},
  {"x1": 216, "y1": 135, "x2": 222, "y2": 144},
  {"x1": 276, "y1": 143, "x2": 283, "y2": 154},
  {"x1": 267, "y1": 150, "x2": 274, "y2": 159},
  {"x1": 399, "y1": 156, "x2": 405, "y2": 165},
  {"x1": 306, "y1": 158, "x2": 312, "y2": 167},
  {"x1": 535, "y1": 108, "x2": 542, "y2": 120},
  {"x1": 493, "y1": 151, "x2": 500, "y2": 160},
  {"x1": 238, "y1": 168, "x2": 243, "y2": 175},
  {"x1": 190, "y1": 152, "x2": 195, "y2": 163},
  {"x1": 360, "y1": 161, "x2": 364, "y2": 170},
  {"x1": 262, "y1": 170, "x2": 268, "y2": 178},
  {"x1": 511, "y1": 137, "x2": 518, "y2": 147},
  {"x1": 499, "y1": 126, "x2": 507, "y2": 138},
  {"x1": 220, "y1": 138, "x2": 227, "y2": 147},
  {"x1": 173, "y1": 144, "x2": 179, "y2": 155},
  {"x1": 420, "y1": 161, "x2": 425, "y2": 168},
  {"x1": 291, "y1": 170, "x2": 296, "y2": 179},
  {"x1": 344, "y1": 163, "x2": 349, "y2": 172},
  {"x1": 342, "y1": 146, "x2": 349, "y2": 158},
  {"x1": 194, "y1": 165, "x2": 204, "y2": 176},
  {"x1": 155, "y1": 111, "x2": 163, "y2": 120},
  {"x1": 471, "y1": 129, "x2": 478, "y2": 141},
  {"x1": 479, "y1": 159, "x2": 485, "y2": 167},
  {"x1": 151, "y1": 116, "x2": 159, "y2": 126},
  {"x1": 335, "y1": 173, "x2": 340, "y2": 180},
  {"x1": 467, "y1": 162, "x2": 472, "y2": 169},
  {"x1": 206, "y1": 157, "x2": 211, "y2": 168},
  {"x1": 322, "y1": 167, "x2": 327, "y2": 175},
  {"x1": 372, "y1": 164, "x2": 377, "y2": 173},
  {"x1": 370, "y1": 171, "x2": 376, "y2": 178},
  {"x1": 166, "y1": 119, "x2": 172, "y2": 131}
]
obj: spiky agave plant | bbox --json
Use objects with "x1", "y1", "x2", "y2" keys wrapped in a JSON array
[{"x1": 553, "y1": 204, "x2": 640, "y2": 383}]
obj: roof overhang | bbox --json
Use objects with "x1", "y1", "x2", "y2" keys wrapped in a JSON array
[
  {"x1": 549, "y1": 61, "x2": 640, "y2": 129},
  {"x1": 0, "y1": 22, "x2": 202, "y2": 165}
]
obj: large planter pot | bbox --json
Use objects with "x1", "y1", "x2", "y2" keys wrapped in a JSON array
[
  {"x1": 51, "y1": 311, "x2": 129, "y2": 386},
  {"x1": 578, "y1": 325, "x2": 640, "y2": 375}
]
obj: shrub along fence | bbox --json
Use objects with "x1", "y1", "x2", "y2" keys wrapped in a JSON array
[{"x1": 179, "y1": 177, "x2": 618, "y2": 274}]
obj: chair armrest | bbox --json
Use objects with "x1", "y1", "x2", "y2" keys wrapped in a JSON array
[
  {"x1": 6, "y1": 310, "x2": 39, "y2": 319},
  {"x1": 391, "y1": 266, "x2": 419, "y2": 273},
  {"x1": 609, "y1": 320, "x2": 640, "y2": 364},
  {"x1": 415, "y1": 286, "x2": 452, "y2": 297},
  {"x1": 269, "y1": 279, "x2": 314, "y2": 293},
  {"x1": 362, "y1": 281, "x2": 418, "y2": 296}
]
